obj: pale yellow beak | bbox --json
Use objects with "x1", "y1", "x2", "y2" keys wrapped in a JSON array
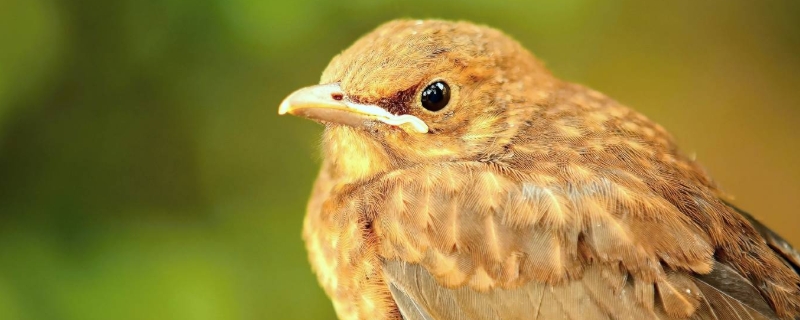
[{"x1": 278, "y1": 83, "x2": 429, "y2": 133}]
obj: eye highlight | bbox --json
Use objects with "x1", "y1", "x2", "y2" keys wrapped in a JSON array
[{"x1": 420, "y1": 81, "x2": 450, "y2": 112}]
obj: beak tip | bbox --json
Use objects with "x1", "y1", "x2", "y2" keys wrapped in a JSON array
[{"x1": 277, "y1": 100, "x2": 292, "y2": 115}]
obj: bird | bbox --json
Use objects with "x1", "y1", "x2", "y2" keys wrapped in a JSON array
[{"x1": 277, "y1": 19, "x2": 800, "y2": 320}]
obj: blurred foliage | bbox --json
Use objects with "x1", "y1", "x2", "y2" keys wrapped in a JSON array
[{"x1": 0, "y1": 0, "x2": 798, "y2": 319}]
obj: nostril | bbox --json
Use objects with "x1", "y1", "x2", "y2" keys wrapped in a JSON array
[{"x1": 331, "y1": 92, "x2": 343, "y2": 101}]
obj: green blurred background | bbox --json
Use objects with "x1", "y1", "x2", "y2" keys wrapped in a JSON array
[{"x1": 0, "y1": 0, "x2": 798, "y2": 319}]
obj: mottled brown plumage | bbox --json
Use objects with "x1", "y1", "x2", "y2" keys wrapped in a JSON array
[{"x1": 278, "y1": 19, "x2": 800, "y2": 320}]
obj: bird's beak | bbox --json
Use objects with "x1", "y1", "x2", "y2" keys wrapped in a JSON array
[{"x1": 278, "y1": 83, "x2": 429, "y2": 133}]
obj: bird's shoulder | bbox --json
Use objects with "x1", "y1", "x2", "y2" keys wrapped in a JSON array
[
  {"x1": 322, "y1": 160, "x2": 799, "y2": 319},
  {"x1": 355, "y1": 161, "x2": 716, "y2": 288}
]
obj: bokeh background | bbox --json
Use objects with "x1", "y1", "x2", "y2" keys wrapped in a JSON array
[{"x1": 1, "y1": 0, "x2": 798, "y2": 319}]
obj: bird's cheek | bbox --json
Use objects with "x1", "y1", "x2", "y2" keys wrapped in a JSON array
[{"x1": 389, "y1": 135, "x2": 462, "y2": 163}]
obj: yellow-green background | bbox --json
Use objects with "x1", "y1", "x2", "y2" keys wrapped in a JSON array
[{"x1": 1, "y1": 1, "x2": 798, "y2": 319}]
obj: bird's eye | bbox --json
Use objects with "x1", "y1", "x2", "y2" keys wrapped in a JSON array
[{"x1": 420, "y1": 81, "x2": 450, "y2": 112}]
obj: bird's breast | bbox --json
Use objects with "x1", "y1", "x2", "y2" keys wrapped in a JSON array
[{"x1": 302, "y1": 167, "x2": 401, "y2": 320}]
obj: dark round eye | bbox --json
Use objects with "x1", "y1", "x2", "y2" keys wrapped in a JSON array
[{"x1": 420, "y1": 81, "x2": 450, "y2": 112}]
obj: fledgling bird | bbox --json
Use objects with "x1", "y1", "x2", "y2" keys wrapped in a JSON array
[{"x1": 278, "y1": 19, "x2": 800, "y2": 320}]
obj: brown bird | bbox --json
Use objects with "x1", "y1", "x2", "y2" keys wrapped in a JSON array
[{"x1": 278, "y1": 19, "x2": 800, "y2": 320}]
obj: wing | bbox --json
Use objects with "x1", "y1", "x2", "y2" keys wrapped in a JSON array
[
  {"x1": 384, "y1": 259, "x2": 779, "y2": 320},
  {"x1": 726, "y1": 203, "x2": 800, "y2": 274},
  {"x1": 364, "y1": 162, "x2": 798, "y2": 320}
]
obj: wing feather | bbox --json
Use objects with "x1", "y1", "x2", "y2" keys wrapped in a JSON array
[
  {"x1": 369, "y1": 163, "x2": 798, "y2": 319},
  {"x1": 727, "y1": 203, "x2": 800, "y2": 274},
  {"x1": 385, "y1": 260, "x2": 784, "y2": 320}
]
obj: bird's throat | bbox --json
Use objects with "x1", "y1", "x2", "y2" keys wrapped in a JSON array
[{"x1": 323, "y1": 126, "x2": 393, "y2": 184}]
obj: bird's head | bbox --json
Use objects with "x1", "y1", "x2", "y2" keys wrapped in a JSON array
[{"x1": 279, "y1": 20, "x2": 559, "y2": 181}]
